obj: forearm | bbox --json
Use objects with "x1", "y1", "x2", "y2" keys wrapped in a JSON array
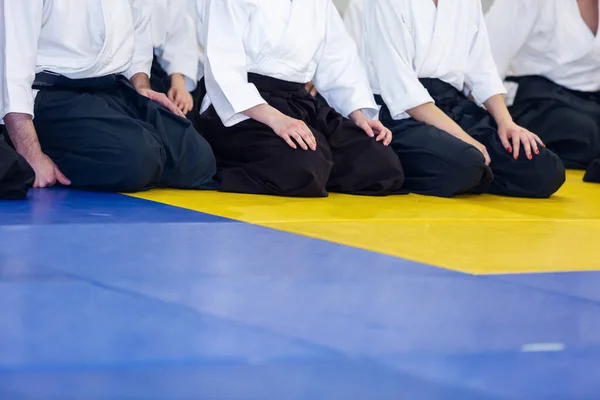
[
  {"x1": 407, "y1": 102, "x2": 467, "y2": 138},
  {"x1": 170, "y1": 73, "x2": 186, "y2": 90},
  {"x1": 349, "y1": 109, "x2": 371, "y2": 124},
  {"x1": 243, "y1": 104, "x2": 283, "y2": 128},
  {"x1": 4, "y1": 113, "x2": 42, "y2": 159},
  {"x1": 484, "y1": 94, "x2": 513, "y2": 126},
  {"x1": 130, "y1": 72, "x2": 151, "y2": 91}
]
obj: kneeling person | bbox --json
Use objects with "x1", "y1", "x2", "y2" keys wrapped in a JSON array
[
  {"x1": 361, "y1": 0, "x2": 565, "y2": 198},
  {"x1": 197, "y1": 0, "x2": 405, "y2": 197},
  {"x1": 486, "y1": 0, "x2": 600, "y2": 183},
  {"x1": 0, "y1": 0, "x2": 216, "y2": 191}
]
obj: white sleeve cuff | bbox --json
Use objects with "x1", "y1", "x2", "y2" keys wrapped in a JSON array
[
  {"x1": 164, "y1": 61, "x2": 199, "y2": 92},
  {"x1": 212, "y1": 83, "x2": 267, "y2": 127},
  {"x1": 386, "y1": 91, "x2": 435, "y2": 121},
  {"x1": 122, "y1": 67, "x2": 150, "y2": 81},
  {"x1": 470, "y1": 81, "x2": 507, "y2": 107},
  {"x1": 1, "y1": 93, "x2": 36, "y2": 124},
  {"x1": 360, "y1": 107, "x2": 380, "y2": 120},
  {"x1": 123, "y1": 57, "x2": 152, "y2": 81},
  {"x1": 333, "y1": 87, "x2": 380, "y2": 119}
]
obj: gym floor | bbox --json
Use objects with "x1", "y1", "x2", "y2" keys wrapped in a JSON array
[{"x1": 0, "y1": 170, "x2": 599, "y2": 399}]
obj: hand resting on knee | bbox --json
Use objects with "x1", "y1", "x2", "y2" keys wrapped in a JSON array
[
  {"x1": 484, "y1": 94, "x2": 545, "y2": 160},
  {"x1": 243, "y1": 104, "x2": 318, "y2": 151},
  {"x1": 348, "y1": 110, "x2": 392, "y2": 146}
]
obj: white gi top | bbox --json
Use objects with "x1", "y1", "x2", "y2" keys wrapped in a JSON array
[
  {"x1": 194, "y1": 0, "x2": 206, "y2": 82},
  {"x1": 150, "y1": 0, "x2": 199, "y2": 91},
  {"x1": 343, "y1": 0, "x2": 365, "y2": 53},
  {"x1": 362, "y1": 0, "x2": 506, "y2": 120},
  {"x1": 0, "y1": 0, "x2": 153, "y2": 123},
  {"x1": 201, "y1": 0, "x2": 378, "y2": 127},
  {"x1": 486, "y1": 0, "x2": 600, "y2": 93}
]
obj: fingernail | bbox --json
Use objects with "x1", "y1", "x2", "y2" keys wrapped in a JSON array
[
  {"x1": 527, "y1": 154, "x2": 532, "y2": 160},
  {"x1": 535, "y1": 149, "x2": 539, "y2": 155},
  {"x1": 506, "y1": 147, "x2": 512, "y2": 153}
]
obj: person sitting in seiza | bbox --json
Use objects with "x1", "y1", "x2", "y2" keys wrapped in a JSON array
[
  {"x1": 359, "y1": 0, "x2": 565, "y2": 198},
  {"x1": 148, "y1": 0, "x2": 199, "y2": 118},
  {"x1": 196, "y1": 0, "x2": 405, "y2": 197},
  {"x1": 0, "y1": 0, "x2": 216, "y2": 191},
  {"x1": 486, "y1": 0, "x2": 600, "y2": 184}
]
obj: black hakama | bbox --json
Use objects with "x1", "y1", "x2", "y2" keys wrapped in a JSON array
[
  {"x1": 197, "y1": 74, "x2": 405, "y2": 197},
  {"x1": 507, "y1": 75, "x2": 600, "y2": 183},
  {"x1": 149, "y1": 56, "x2": 173, "y2": 96},
  {"x1": 32, "y1": 72, "x2": 216, "y2": 192},
  {"x1": 0, "y1": 135, "x2": 35, "y2": 200},
  {"x1": 377, "y1": 78, "x2": 566, "y2": 198}
]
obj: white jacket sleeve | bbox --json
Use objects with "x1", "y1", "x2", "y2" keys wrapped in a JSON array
[
  {"x1": 0, "y1": 0, "x2": 43, "y2": 123},
  {"x1": 363, "y1": 0, "x2": 434, "y2": 120},
  {"x1": 464, "y1": 1, "x2": 507, "y2": 106},
  {"x1": 203, "y1": 0, "x2": 266, "y2": 127},
  {"x1": 158, "y1": 0, "x2": 199, "y2": 91},
  {"x1": 343, "y1": 0, "x2": 364, "y2": 47},
  {"x1": 485, "y1": 0, "x2": 539, "y2": 79},
  {"x1": 124, "y1": 0, "x2": 153, "y2": 80},
  {"x1": 314, "y1": 2, "x2": 378, "y2": 119}
]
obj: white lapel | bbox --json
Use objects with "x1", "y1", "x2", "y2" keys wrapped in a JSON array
[
  {"x1": 589, "y1": 0, "x2": 600, "y2": 57},
  {"x1": 418, "y1": 0, "x2": 455, "y2": 76},
  {"x1": 255, "y1": 0, "x2": 322, "y2": 68}
]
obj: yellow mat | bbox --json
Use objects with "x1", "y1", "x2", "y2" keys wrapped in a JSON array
[{"x1": 130, "y1": 170, "x2": 600, "y2": 275}]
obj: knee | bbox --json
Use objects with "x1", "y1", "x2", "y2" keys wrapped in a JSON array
[
  {"x1": 452, "y1": 157, "x2": 490, "y2": 196},
  {"x1": 357, "y1": 145, "x2": 406, "y2": 195},
  {"x1": 530, "y1": 149, "x2": 566, "y2": 198},
  {"x1": 177, "y1": 133, "x2": 217, "y2": 188},
  {"x1": 272, "y1": 151, "x2": 333, "y2": 197},
  {"x1": 414, "y1": 146, "x2": 489, "y2": 197},
  {"x1": 200, "y1": 145, "x2": 217, "y2": 181},
  {"x1": 114, "y1": 143, "x2": 165, "y2": 192},
  {"x1": 442, "y1": 157, "x2": 489, "y2": 197}
]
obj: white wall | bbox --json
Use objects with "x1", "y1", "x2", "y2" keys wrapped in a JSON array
[{"x1": 333, "y1": 0, "x2": 495, "y2": 14}]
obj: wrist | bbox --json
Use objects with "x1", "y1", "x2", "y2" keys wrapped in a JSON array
[
  {"x1": 170, "y1": 73, "x2": 186, "y2": 90},
  {"x1": 445, "y1": 128, "x2": 468, "y2": 140},
  {"x1": 4, "y1": 114, "x2": 43, "y2": 160},
  {"x1": 16, "y1": 142, "x2": 41, "y2": 159},
  {"x1": 130, "y1": 73, "x2": 151, "y2": 91},
  {"x1": 349, "y1": 109, "x2": 366, "y2": 124},
  {"x1": 264, "y1": 109, "x2": 285, "y2": 129},
  {"x1": 495, "y1": 115, "x2": 513, "y2": 128}
]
